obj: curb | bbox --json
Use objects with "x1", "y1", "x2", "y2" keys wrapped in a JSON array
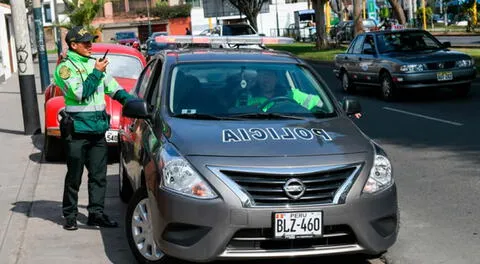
[{"x1": 0, "y1": 135, "x2": 43, "y2": 264}]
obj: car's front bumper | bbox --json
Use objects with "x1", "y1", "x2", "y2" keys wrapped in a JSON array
[
  {"x1": 392, "y1": 67, "x2": 476, "y2": 89},
  {"x1": 149, "y1": 155, "x2": 398, "y2": 262}
]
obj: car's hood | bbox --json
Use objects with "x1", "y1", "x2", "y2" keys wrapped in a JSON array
[
  {"x1": 114, "y1": 77, "x2": 136, "y2": 92},
  {"x1": 386, "y1": 49, "x2": 471, "y2": 63},
  {"x1": 165, "y1": 117, "x2": 372, "y2": 157}
]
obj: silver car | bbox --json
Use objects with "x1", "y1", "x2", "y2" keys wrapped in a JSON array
[{"x1": 119, "y1": 46, "x2": 398, "y2": 263}]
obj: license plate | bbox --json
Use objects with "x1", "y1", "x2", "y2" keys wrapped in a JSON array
[
  {"x1": 105, "y1": 130, "x2": 118, "y2": 143},
  {"x1": 274, "y1": 211, "x2": 323, "y2": 239},
  {"x1": 437, "y1": 71, "x2": 453, "y2": 81}
]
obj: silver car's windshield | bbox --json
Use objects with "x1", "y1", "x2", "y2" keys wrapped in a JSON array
[
  {"x1": 377, "y1": 31, "x2": 443, "y2": 53},
  {"x1": 91, "y1": 54, "x2": 143, "y2": 79},
  {"x1": 168, "y1": 63, "x2": 336, "y2": 119}
]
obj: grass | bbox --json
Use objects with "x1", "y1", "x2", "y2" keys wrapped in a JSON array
[
  {"x1": 268, "y1": 43, "x2": 480, "y2": 70},
  {"x1": 47, "y1": 49, "x2": 58, "y2": 55}
]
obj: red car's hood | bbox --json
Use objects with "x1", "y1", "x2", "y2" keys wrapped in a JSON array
[{"x1": 114, "y1": 77, "x2": 136, "y2": 92}]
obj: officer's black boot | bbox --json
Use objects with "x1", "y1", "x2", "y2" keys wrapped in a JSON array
[
  {"x1": 63, "y1": 217, "x2": 78, "y2": 231},
  {"x1": 87, "y1": 213, "x2": 118, "y2": 228}
]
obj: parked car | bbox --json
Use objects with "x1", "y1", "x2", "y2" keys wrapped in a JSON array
[
  {"x1": 145, "y1": 32, "x2": 176, "y2": 61},
  {"x1": 118, "y1": 36, "x2": 398, "y2": 264},
  {"x1": 115, "y1": 31, "x2": 140, "y2": 50},
  {"x1": 43, "y1": 43, "x2": 147, "y2": 161},
  {"x1": 333, "y1": 29, "x2": 476, "y2": 101}
]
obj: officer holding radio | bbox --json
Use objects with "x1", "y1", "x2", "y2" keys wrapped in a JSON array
[{"x1": 55, "y1": 26, "x2": 135, "y2": 231}]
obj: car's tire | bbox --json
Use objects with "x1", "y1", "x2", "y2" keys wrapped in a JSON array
[
  {"x1": 126, "y1": 188, "x2": 172, "y2": 264},
  {"x1": 119, "y1": 150, "x2": 133, "y2": 203},
  {"x1": 453, "y1": 84, "x2": 471, "y2": 97},
  {"x1": 44, "y1": 135, "x2": 64, "y2": 162},
  {"x1": 340, "y1": 71, "x2": 356, "y2": 93},
  {"x1": 380, "y1": 72, "x2": 398, "y2": 101}
]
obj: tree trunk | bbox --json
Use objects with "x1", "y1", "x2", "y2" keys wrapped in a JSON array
[
  {"x1": 354, "y1": 0, "x2": 363, "y2": 36},
  {"x1": 388, "y1": 0, "x2": 407, "y2": 24},
  {"x1": 313, "y1": 0, "x2": 328, "y2": 49},
  {"x1": 245, "y1": 12, "x2": 258, "y2": 31}
]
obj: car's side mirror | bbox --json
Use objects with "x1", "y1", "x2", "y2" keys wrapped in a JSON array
[
  {"x1": 341, "y1": 98, "x2": 362, "y2": 116},
  {"x1": 443, "y1": 41, "x2": 451, "y2": 48},
  {"x1": 259, "y1": 33, "x2": 266, "y2": 36},
  {"x1": 122, "y1": 99, "x2": 151, "y2": 119}
]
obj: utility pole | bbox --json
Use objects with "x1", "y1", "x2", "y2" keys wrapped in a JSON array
[
  {"x1": 52, "y1": 0, "x2": 62, "y2": 55},
  {"x1": 146, "y1": 0, "x2": 152, "y2": 37},
  {"x1": 10, "y1": 0, "x2": 41, "y2": 135},
  {"x1": 33, "y1": 0, "x2": 50, "y2": 92},
  {"x1": 275, "y1": 0, "x2": 280, "y2": 37},
  {"x1": 422, "y1": 0, "x2": 426, "y2": 29},
  {"x1": 408, "y1": 0, "x2": 413, "y2": 26}
]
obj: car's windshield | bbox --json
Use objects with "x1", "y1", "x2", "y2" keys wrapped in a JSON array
[
  {"x1": 223, "y1": 25, "x2": 256, "y2": 35},
  {"x1": 91, "y1": 54, "x2": 143, "y2": 79},
  {"x1": 168, "y1": 63, "x2": 336, "y2": 119},
  {"x1": 376, "y1": 31, "x2": 442, "y2": 53},
  {"x1": 116, "y1": 32, "x2": 135, "y2": 39}
]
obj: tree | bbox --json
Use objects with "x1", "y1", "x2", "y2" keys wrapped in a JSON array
[
  {"x1": 227, "y1": 0, "x2": 268, "y2": 31},
  {"x1": 312, "y1": 0, "x2": 329, "y2": 48},
  {"x1": 387, "y1": 0, "x2": 406, "y2": 24},
  {"x1": 62, "y1": 0, "x2": 104, "y2": 34}
]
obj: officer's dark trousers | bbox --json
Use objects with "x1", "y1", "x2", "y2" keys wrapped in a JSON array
[{"x1": 62, "y1": 133, "x2": 107, "y2": 219}]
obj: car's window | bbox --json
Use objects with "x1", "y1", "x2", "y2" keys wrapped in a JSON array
[
  {"x1": 168, "y1": 63, "x2": 336, "y2": 119},
  {"x1": 90, "y1": 54, "x2": 143, "y2": 79},
  {"x1": 347, "y1": 37, "x2": 357, "y2": 54},
  {"x1": 352, "y1": 35, "x2": 365, "y2": 54},
  {"x1": 223, "y1": 25, "x2": 256, "y2": 35},
  {"x1": 376, "y1": 31, "x2": 443, "y2": 53},
  {"x1": 116, "y1": 32, "x2": 135, "y2": 39},
  {"x1": 363, "y1": 35, "x2": 376, "y2": 54},
  {"x1": 134, "y1": 60, "x2": 156, "y2": 98},
  {"x1": 146, "y1": 59, "x2": 163, "y2": 107}
]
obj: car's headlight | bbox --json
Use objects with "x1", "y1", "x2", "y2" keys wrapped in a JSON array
[
  {"x1": 363, "y1": 154, "x2": 393, "y2": 194},
  {"x1": 400, "y1": 64, "x2": 426, "y2": 73},
  {"x1": 159, "y1": 144, "x2": 217, "y2": 199},
  {"x1": 455, "y1": 59, "x2": 474, "y2": 68}
]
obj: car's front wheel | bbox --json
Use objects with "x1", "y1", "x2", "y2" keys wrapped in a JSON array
[
  {"x1": 126, "y1": 188, "x2": 171, "y2": 264},
  {"x1": 341, "y1": 71, "x2": 356, "y2": 93},
  {"x1": 380, "y1": 72, "x2": 398, "y2": 101}
]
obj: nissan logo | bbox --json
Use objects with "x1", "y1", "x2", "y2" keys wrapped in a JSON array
[
  {"x1": 283, "y1": 178, "x2": 306, "y2": 200},
  {"x1": 438, "y1": 63, "x2": 444, "y2": 69}
]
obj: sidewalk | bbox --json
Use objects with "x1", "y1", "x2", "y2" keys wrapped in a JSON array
[{"x1": 0, "y1": 69, "x2": 134, "y2": 263}]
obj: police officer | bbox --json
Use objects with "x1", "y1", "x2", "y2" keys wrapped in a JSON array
[{"x1": 54, "y1": 26, "x2": 135, "y2": 230}]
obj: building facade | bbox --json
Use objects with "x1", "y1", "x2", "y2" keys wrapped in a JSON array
[{"x1": 0, "y1": 4, "x2": 16, "y2": 81}]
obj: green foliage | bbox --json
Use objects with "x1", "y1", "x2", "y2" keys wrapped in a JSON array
[
  {"x1": 61, "y1": 0, "x2": 104, "y2": 36},
  {"x1": 136, "y1": 4, "x2": 192, "y2": 19},
  {"x1": 379, "y1": 7, "x2": 390, "y2": 20},
  {"x1": 416, "y1": 7, "x2": 433, "y2": 22}
]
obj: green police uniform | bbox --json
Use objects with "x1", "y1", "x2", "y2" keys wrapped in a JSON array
[
  {"x1": 242, "y1": 87, "x2": 323, "y2": 112},
  {"x1": 54, "y1": 28, "x2": 134, "y2": 225}
]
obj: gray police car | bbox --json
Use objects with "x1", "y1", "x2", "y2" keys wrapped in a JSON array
[
  {"x1": 118, "y1": 36, "x2": 398, "y2": 263},
  {"x1": 334, "y1": 29, "x2": 476, "y2": 101}
]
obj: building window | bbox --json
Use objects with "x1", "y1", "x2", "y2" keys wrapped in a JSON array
[
  {"x1": 186, "y1": 0, "x2": 201, "y2": 7},
  {"x1": 43, "y1": 4, "x2": 52, "y2": 23}
]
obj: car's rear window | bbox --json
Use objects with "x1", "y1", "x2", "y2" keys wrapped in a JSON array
[
  {"x1": 168, "y1": 62, "x2": 336, "y2": 119},
  {"x1": 91, "y1": 54, "x2": 143, "y2": 79},
  {"x1": 116, "y1": 32, "x2": 135, "y2": 39}
]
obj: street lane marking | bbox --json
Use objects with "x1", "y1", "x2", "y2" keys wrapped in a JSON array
[{"x1": 383, "y1": 107, "x2": 463, "y2": 126}]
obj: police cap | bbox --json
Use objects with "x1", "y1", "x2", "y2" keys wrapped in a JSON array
[{"x1": 65, "y1": 26, "x2": 98, "y2": 44}]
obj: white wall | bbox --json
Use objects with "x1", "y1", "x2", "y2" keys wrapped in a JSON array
[
  {"x1": 0, "y1": 5, "x2": 15, "y2": 80},
  {"x1": 190, "y1": 2, "x2": 310, "y2": 37}
]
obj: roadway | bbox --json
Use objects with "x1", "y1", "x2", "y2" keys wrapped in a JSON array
[{"x1": 309, "y1": 62, "x2": 480, "y2": 264}]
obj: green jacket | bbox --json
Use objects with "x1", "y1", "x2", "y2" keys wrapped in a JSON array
[
  {"x1": 54, "y1": 50, "x2": 133, "y2": 134},
  {"x1": 245, "y1": 88, "x2": 323, "y2": 112}
]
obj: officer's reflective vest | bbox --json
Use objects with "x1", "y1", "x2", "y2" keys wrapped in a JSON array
[
  {"x1": 54, "y1": 50, "x2": 122, "y2": 134},
  {"x1": 247, "y1": 88, "x2": 323, "y2": 111}
]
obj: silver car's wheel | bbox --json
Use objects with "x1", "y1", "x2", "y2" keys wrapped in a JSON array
[
  {"x1": 126, "y1": 189, "x2": 169, "y2": 264},
  {"x1": 132, "y1": 198, "x2": 164, "y2": 261},
  {"x1": 341, "y1": 71, "x2": 355, "y2": 93},
  {"x1": 380, "y1": 73, "x2": 397, "y2": 101}
]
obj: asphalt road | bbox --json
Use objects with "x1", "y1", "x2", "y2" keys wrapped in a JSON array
[{"x1": 309, "y1": 62, "x2": 480, "y2": 264}]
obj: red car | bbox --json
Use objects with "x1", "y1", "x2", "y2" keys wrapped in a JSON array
[{"x1": 44, "y1": 43, "x2": 147, "y2": 161}]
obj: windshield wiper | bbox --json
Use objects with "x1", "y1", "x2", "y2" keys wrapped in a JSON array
[
  {"x1": 230, "y1": 112, "x2": 306, "y2": 120},
  {"x1": 172, "y1": 113, "x2": 242, "y2": 120}
]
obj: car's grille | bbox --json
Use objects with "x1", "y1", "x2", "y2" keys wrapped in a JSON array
[
  {"x1": 426, "y1": 61, "x2": 456, "y2": 70},
  {"x1": 220, "y1": 166, "x2": 357, "y2": 206},
  {"x1": 227, "y1": 225, "x2": 357, "y2": 250}
]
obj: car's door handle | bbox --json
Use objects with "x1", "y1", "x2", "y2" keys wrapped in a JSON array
[
  {"x1": 358, "y1": 57, "x2": 362, "y2": 61},
  {"x1": 344, "y1": 56, "x2": 348, "y2": 60}
]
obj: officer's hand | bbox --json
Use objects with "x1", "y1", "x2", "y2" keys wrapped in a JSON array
[{"x1": 95, "y1": 58, "x2": 109, "y2": 72}]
